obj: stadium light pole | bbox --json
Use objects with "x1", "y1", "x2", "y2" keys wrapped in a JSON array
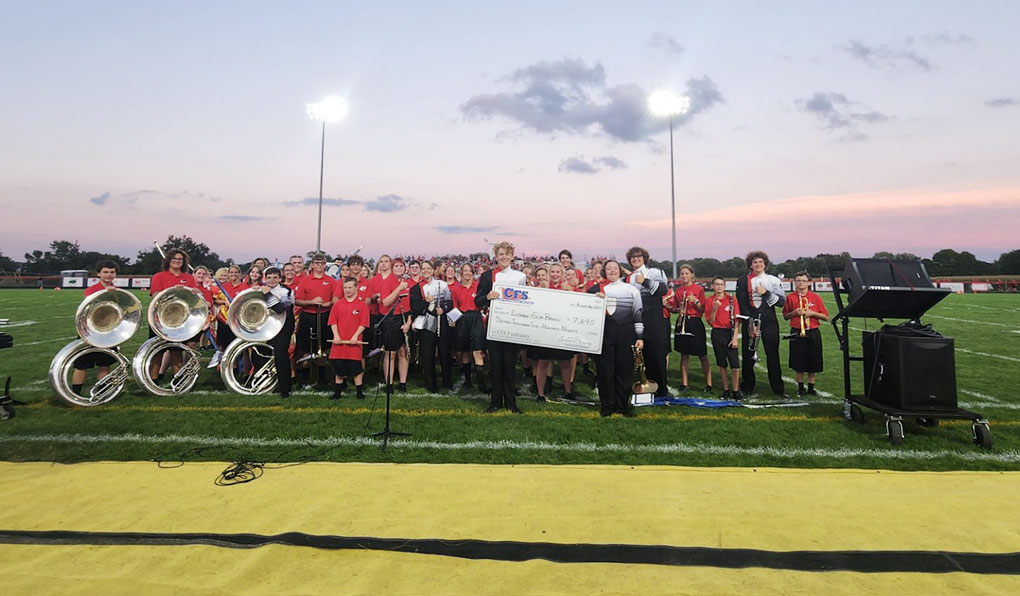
[
  {"x1": 306, "y1": 96, "x2": 348, "y2": 253},
  {"x1": 648, "y1": 90, "x2": 690, "y2": 280}
]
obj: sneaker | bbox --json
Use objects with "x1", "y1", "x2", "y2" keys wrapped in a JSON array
[
  {"x1": 807, "y1": 387, "x2": 818, "y2": 396},
  {"x1": 536, "y1": 395, "x2": 547, "y2": 402},
  {"x1": 720, "y1": 389, "x2": 731, "y2": 399},
  {"x1": 280, "y1": 392, "x2": 290, "y2": 399},
  {"x1": 703, "y1": 385, "x2": 712, "y2": 394},
  {"x1": 508, "y1": 407, "x2": 523, "y2": 414},
  {"x1": 398, "y1": 383, "x2": 407, "y2": 394},
  {"x1": 679, "y1": 385, "x2": 689, "y2": 392},
  {"x1": 484, "y1": 405, "x2": 501, "y2": 413},
  {"x1": 797, "y1": 387, "x2": 807, "y2": 397},
  {"x1": 207, "y1": 351, "x2": 222, "y2": 369}
]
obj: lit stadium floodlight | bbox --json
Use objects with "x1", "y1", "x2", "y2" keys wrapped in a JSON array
[
  {"x1": 648, "y1": 90, "x2": 691, "y2": 280},
  {"x1": 306, "y1": 96, "x2": 348, "y2": 252},
  {"x1": 648, "y1": 90, "x2": 691, "y2": 117},
  {"x1": 306, "y1": 96, "x2": 348, "y2": 123}
]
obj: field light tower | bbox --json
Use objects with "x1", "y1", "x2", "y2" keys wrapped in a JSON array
[
  {"x1": 648, "y1": 90, "x2": 691, "y2": 280},
  {"x1": 306, "y1": 96, "x2": 348, "y2": 253}
]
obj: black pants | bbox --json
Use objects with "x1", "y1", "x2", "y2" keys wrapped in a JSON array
[
  {"x1": 741, "y1": 315, "x2": 785, "y2": 395},
  {"x1": 488, "y1": 340, "x2": 519, "y2": 409},
  {"x1": 268, "y1": 325, "x2": 294, "y2": 394},
  {"x1": 596, "y1": 320, "x2": 635, "y2": 416},
  {"x1": 418, "y1": 325, "x2": 452, "y2": 392},
  {"x1": 642, "y1": 315, "x2": 669, "y2": 396}
]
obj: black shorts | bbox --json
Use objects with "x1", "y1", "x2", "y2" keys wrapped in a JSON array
[
  {"x1": 296, "y1": 309, "x2": 332, "y2": 353},
  {"x1": 674, "y1": 316, "x2": 707, "y2": 356},
  {"x1": 789, "y1": 327, "x2": 824, "y2": 373},
  {"x1": 710, "y1": 328, "x2": 739, "y2": 369},
  {"x1": 456, "y1": 310, "x2": 486, "y2": 352},
  {"x1": 72, "y1": 349, "x2": 117, "y2": 370},
  {"x1": 330, "y1": 358, "x2": 364, "y2": 378},
  {"x1": 381, "y1": 314, "x2": 406, "y2": 351},
  {"x1": 527, "y1": 345, "x2": 573, "y2": 361}
]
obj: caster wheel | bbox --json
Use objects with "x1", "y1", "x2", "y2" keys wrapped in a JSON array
[
  {"x1": 849, "y1": 404, "x2": 864, "y2": 425},
  {"x1": 973, "y1": 423, "x2": 993, "y2": 450},
  {"x1": 0, "y1": 405, "x2": 13, "y2": 420},
  {"x1": 888, "y1": 419, "x2": 904, "y2": 445},
  {"x1": 916, "y1": 417, "x2": 938, "y2": 428}
]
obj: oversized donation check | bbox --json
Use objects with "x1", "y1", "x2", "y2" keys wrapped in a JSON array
[{"x1": 486, "y1": 285, "x2": 605, "y2": 354}]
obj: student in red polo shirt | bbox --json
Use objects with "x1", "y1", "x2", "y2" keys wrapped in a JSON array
[
  {"x1": 288, "y1": 255, "x2": 307, "y2": 284},
  {"x1": 72, "y1": 260, "x2": 122, "y2": 395},
  {"x1": 328, "y1": 277, "x2": 369, "y2": 400},
  {"x1": 147, "y1": 248, "x2": 198, "y2": 380},
  {"x1": 372, "y1": 255, "x2": 410, "y2": 392},
  {"x1": 705, "y1": 276, "x2": 741, "y2": 399},
  {"x1": 450, "y1": 262, "x2": 488, "y2": 391},
  {"x1": 666, "y1": 264, "x2": 710, "y2": 393},
  {"x1": 783, "y1": 271, "x2": 829, "y2": 396},
  {"x1": 294, "y1": 253, "x2": 338, "y2": 387}
]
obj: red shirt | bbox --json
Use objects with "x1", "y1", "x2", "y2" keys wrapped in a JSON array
[
  {"x1": 666, "y1": 283, "x2": 706, "y2": 318},
  {"x1": 195, "y1": 283, "x2": 215, "y2": 307},
  {"x1": 295, "y1": 274, "x2": 337, "y2": 315},
  {"x1": 783, "y1": 291, "x2": 828, "y2": 330},
  {"x1": 328, "y1": 297, "x2": 369, "y2": 360},
  {"x1": 705, "y1": 294, "x2": 740, "y2": 329},
  {"x1": 450, "y1": 280, "x2": 480, "y2": 312},
  {"x1": 356, "y1": 278, "x2": 373, "y2": 311},
  {"x1": 370, "y1": 273, "x2": 403, "y2": 315},
  {"x1": 84, "y1": 281, "x2": 116, "y2": 298},
  {"x1": 149, "y1": 270, "x2": 196, "y2": 296}
]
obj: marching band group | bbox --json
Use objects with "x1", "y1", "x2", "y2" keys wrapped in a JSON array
[{"x1": 60, "y1": 242, "x2": 830, "y2": 417}]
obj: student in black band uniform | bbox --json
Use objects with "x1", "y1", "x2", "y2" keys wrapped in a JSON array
[
  {"x1": 475, "y1": 241, "x2": 527, "y2": 413},
  {"x1": 625, "y1": 246, "x2": 670, "y2": 397},
  {"x1": 588, "y1": 260, "x2": 644, "y2": 417},
  {"x1": 410, "y1": 261, "x2": 454, "y2": 393},
  {"x1": 735, "y1": 250, "x2": 788, "y2": 398},
  {"x1": 257, "y1": 267, "x2": 296, "y2": 398}
]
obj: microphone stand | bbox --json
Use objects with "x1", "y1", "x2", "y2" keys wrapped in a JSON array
[{"x1": 369, "y1": 302, "x2": 410, "y2": 450}]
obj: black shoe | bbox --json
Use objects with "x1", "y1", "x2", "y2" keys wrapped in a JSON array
[
  {"x1": 807, "y1": 387, "x2": 818, "y2": 395},
  {"x1": 508, "y1": 407, "x2": 523, "y2": 414},
  {"x1": 720, "y1": 389, "x2": 731, "y2": 399},
  {"x1": 563, "y1": 392, "x2": 576, "y2": 402},
  {"x1": 536, "y1": 395, "x2": 546, "y2": 402},
  {"x1": 329, "y1": 393, "x2": 340, "y2": 400},
  {"x1": 797, "y1": 387, "x2": 807, "y2": 397},
  {"x1": 679, "y1": 385, "x2": 689, "y2": 392},
  {"x1": 622, "y1": 408, "x2": 636, "y2": 418},
  {"x1": 600, "y1": 410, "x2": 612, "y2": 418},
  {"x1": 484, "y1": 405, "x2": 501, "y2": 413},
  {"x1": 356, "y1": 387, "x2": 365, "y2": 400},
  {"x1": 703, "y1": 385, "x2": 712, "y2": 393},
  {"x1": 281, "y1": 392, "x2": 291, "y2": 399},
  {"x1": 398, "y1": 383, "x2": 407, "y2": 393}
]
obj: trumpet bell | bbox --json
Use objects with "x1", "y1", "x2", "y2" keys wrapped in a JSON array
[
  {"x1": 75, "y1": 288, "x2": 142, "y2": 348},
  {"x1": 227, "y1": 289, "x2": 285, "y2": 342},
  {"x1": 148, "y1": 286, "x2": 209, "y2": 342},
  {"x1": 632, "y1": 378, "x2": 659, "y2": 395}
]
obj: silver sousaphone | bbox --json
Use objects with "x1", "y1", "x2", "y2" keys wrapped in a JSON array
[
  {"x1": 220, "y1": 288, "x2": 284, "y2": 395},
  {"x1": 132, "y1": 286, "x2": 209, "y2": 396},
  {"x1": 49, "y1": 287, "x2": 142, "y2": 406}
]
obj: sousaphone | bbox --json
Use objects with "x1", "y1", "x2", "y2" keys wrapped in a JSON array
[
  {"x1": 132, "y1": 285, "x2": 209, "y2": 396},
  {"x1": 49, "y1": 287, "x2": 141, "y2": 406},
  {"x1": 220, "y1": 288, "x2": 284, "y2": 395}
]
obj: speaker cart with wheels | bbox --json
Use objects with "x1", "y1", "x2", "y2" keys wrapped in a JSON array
[{"x1": 828, "y1": 258, "x2": 992, "y2": 449}]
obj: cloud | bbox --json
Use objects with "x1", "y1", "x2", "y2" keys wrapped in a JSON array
[
  {"x1": 985, "y1": 97, "x2": 1018, "y2": 108},
  {"x1": 796, "y1": 92, "x2": 890, "y2": 140},
  {"x1": 89, "y1": 192, "x2": 111, "y2": 206},
  {"x1": 85, "y1": 189, "x2": 215, "y2": 207},
  {"x1": 434, "y1": 225, "x2": 500, "y2": 234},
  {"x1": 460, "y1": 57, "x2": 724, "y2": 143},
  {"x1": 363, "y1": 194, "x2": 409, "y2": 213},
  {"x1": 648, "y1": 33, "x2": 684, "y2": 56},
  {"x1": 842, "y1": 39, "x2": 932, "y2": 72},
  {"x1": 558, "y1": 155, "x2": 629, "y2": 174},
  {"x1": 282, "y1": 197, "x2": 360, "y2": 207},
  {"x1": 922, "y1": 31, "x2": 977, "y2": 47},
  {"x1": 218, "y1": 215, "x2": 268, "y2": 222}
]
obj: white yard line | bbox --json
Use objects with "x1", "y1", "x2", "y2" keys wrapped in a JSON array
[
  {"x1": 12, "y1": 336, "x2": 77, "y2": 348},
  {"x1": 1, "y1": 432, "x2": 1018, "y2": 463},
  {"x1": 926, "y1": 314, "x2": 1019, "y2": 329},
  {"x1": 956, "y1": 347, "x2": 1020, "y2": 363}
]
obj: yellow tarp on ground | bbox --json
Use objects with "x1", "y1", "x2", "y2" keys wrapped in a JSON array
[{"x1": 0, "y1": 462, "x2": 1018, "y2": 595}]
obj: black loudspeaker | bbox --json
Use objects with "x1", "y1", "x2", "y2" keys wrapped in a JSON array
[
  {"x1": 842, "y1": 258, "x2": 949, "y2": 319},
  {"x1": 862, "y1": 331, "x2": 957, "y2": 411}
]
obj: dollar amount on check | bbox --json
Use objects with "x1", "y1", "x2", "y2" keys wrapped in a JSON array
[{"x1": 486, "y1": 285, "x2": 606, "y2": 354}]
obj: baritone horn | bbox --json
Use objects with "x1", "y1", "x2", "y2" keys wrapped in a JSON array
[
  {"x1": 132, "y1": 286, "x2": 208, "y2": 396},
  {"x1": 220, "y1": 288, "x2": 283, "y2": 395},
  {"x1": 49, "y1": 287, "x2": 141, "y2": 406},
  {"x1": 631, "y1": 344, "x2": 659, "y2": 395}
]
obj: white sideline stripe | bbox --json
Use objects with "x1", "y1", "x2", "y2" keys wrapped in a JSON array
[
  {"x1": 959, "y1": 401, "x2": 1020, "y2": 411},
  {"x1": 946, "y1": 303, "x2": 1020, "y2": 314},
  {"x1": 0, "y1": 432, "x2": 1017, "y2": 463},
  {"x1": 14, "y1": 336, "x2": 76, "y2": 347},
  {"x1": 961, "y1": 389, "x2": 1000, "y2": 403},
  {"x1": 957, "y1": 348, "x2": 1020, "y2": 363},
  {"x1": 1, "y1": 320, "x2": 37, "y2": 328},
  {"x1": 926, "y1": 314, "x2": 1018, "y2": 329}
]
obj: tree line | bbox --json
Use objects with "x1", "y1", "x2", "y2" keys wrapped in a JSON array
[{"x1": 1, "y1": 236, "x2": 1018, "y2": 278}]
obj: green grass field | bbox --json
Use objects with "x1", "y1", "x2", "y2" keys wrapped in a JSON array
[{"x1": 1, "y1": 289, "x2": 1018, "y2": 470}]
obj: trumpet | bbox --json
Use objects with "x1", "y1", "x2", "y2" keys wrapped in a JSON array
[
  {"x1": 631, "y1": 345, "x2": 659, "y2": 395},
  {"x1": 738, "y1": 313, "x2": 762, "y2": 362},
  {"x1": 675, "y1": 287, "x2": 694, "y2": 337},
  {"x1": 799, "y1": 295, "x2": 808, "y2": 337}
]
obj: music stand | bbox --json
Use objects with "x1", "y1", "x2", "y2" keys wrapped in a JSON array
[{"x1": 369, "y1": 308, "x2": 410, "y2": 449}]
